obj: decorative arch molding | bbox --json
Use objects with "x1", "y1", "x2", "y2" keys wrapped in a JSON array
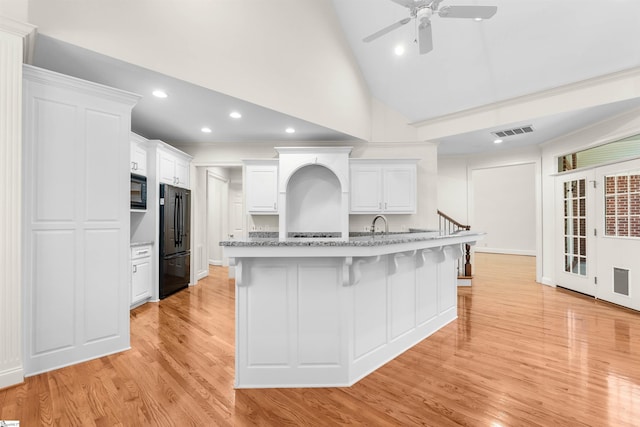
[{"x1": 275, "y1": 147, "x2": 352, "y2": 241}]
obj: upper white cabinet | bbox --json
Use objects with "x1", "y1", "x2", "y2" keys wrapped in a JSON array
[
  {"x1": 244, "y1": 160, "x2": 278, "y2": 214},
  {"x1": 22, "y1": 65, "x2": 140, "y2": 375},
  {"x1": 158, "y1": 145, "x2": 191, "y2": 189},
  {"x1": 350, "y1": 159, "x2": 417, "y2": 214},
  {"x1": 130, "y1": 138, "x2": 147, "y2": 176}
]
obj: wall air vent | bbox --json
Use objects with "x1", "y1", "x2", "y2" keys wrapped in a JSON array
[{"x1": 491, "y1": 125, "x2": 534, "y2": 138}]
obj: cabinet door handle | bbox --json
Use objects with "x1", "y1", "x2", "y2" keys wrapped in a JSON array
[
  {"x1": 133, "y1": 265, "x2": 137, "y2": 273},
  {"x1": 378, "y1": 202, "x2": 381, "y2": 210},
  {"x1": 273, "y1": 202, "x2": 276, "y2": 210},
  {"x1": 136, "y1": 250, "x2": 149, "y2": 256},
  {"x1": 385, "y1": 202, "x2": 388, "y2": 210}
]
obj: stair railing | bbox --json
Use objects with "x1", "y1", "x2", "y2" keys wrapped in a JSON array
[{"x1": 437, "y1": 210, "x2": 472, "y2": 277}]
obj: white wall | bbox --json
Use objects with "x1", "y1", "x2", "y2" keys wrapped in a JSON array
[
  {"x1": 472, "y1": 163, "x2": 536, "y2": 256},
  {"x1": 24, "y1": 0, "x2": 372, "y2": 141}
]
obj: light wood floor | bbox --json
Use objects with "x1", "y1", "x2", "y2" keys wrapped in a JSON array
[{"x1": 2, "y1": 253, "x2": 640, "y2": 426}]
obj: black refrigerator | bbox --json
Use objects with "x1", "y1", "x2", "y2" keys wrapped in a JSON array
[{"x1": 159, "y1": 183, "x2": 191, "y2": 299}]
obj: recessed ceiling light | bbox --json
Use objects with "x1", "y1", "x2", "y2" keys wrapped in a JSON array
[
  {"x1": 494, "y1": 139, "x2": 503, "y2": 144},
  {"x1": 201, "y1": 127, "x2": 212, "y2": 133},
  {"x1": 152, "y1": 90, "x2": 168, "y2": 98},
  {"x1": 285, "y1": 127, "x2": 295, "y2": 134},
  {"x1": 394, "y1": 45, "x2": 405, "y2": 56},
  {"x1": 229, "y1": 111, "x2": 242, "y2": 119}
]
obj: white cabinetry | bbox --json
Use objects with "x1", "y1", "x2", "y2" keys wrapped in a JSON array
[
  {"x1": 131, "y1": 245, "x2": 152, "y2": 307},
  {"x1": 130, "y1": 139, "x2": 147, "y2": 176},
  {"x1": 23, "y1": 65, "x2": 139, "y2": 375},
  {"x1": 158, "y1": 146, "x2": 191, "y2": 189},
  {"x1": 350, "y1": 159, "x2": 417, "y2": 214},
  {"x1": 244, "y1": 160, "x2": 278, "y2": 214}
]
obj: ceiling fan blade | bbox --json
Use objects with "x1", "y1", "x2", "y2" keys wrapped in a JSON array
[
  {"x1": 438, "y1": 5, "x2": 497, "y2": 19},
  {"x1": 418, "y1": 20, "x2": 433, "y2": 54},
  {"x1": 363, "y1": 17, "x2": 412, "y2": 42}
]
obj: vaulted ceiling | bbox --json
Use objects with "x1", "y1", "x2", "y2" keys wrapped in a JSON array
[{"x1": 31, "y1": 0, "x2": 640, "y2": 155}]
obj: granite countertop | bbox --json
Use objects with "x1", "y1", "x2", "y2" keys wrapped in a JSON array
[{"x1": 220, "y1": 230, "x2": 481, "y2": 247}]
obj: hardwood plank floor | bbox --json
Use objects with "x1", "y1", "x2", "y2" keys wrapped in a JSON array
[{"x1": 2, "y1": 253, "x2": 640, "y2": 426}]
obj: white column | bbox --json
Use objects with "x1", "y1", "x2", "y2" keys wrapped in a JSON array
[{"x1": 0, "y1": 15, "x2": 36, "y2": 389}]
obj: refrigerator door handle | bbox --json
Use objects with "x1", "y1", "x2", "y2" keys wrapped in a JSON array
[{"x1": 174, "y1": 193, "x2": 179, "y2": 246}]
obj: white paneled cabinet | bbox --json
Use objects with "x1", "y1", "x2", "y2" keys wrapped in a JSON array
[
  {"x1": 130, "y1": 138, "x2": 147, "y2": 176},
  {"x1": 131, "y1": 245, "x2": 152, "y2": 306},
  {"x1": 350, "y1": 159, "x2": 417, "y2": 214},
  {"x1": 23, "y1": 65, "x2": 139, "y2": 375},
  {"x1": 158, "y1": 147, "x2": 191, "y2": 189},
  {"x1": 244, "y1": 160, "x2": 278, "y2": 214}
]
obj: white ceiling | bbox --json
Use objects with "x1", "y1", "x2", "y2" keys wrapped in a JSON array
[
  {"x1": 32, "y1": 1, "x2": 640, "y2": 154},
  {"x1": 32, "y1": 35, "x2": 356, "y2": 144}
]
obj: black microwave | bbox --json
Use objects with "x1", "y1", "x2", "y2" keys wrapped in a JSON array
[{"x1": 131, "y1": 173, "x2": 147, "y2": 210}]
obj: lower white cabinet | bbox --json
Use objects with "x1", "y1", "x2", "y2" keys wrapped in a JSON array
[{"x1": 131, "y1": 245, "x2": 152, "y2": 306}]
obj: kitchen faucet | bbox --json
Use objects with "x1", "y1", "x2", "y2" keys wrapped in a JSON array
[{"x1": 371, "y1": 215, "x2": 388, "y2": 236}]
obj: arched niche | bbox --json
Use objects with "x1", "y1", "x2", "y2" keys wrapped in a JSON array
[
  {"x1": 286, "y1": 165, "x2": 341, "y2": 234},
  {"x1": 276, "y1": 147, "x2": 351, "y2": 240}
]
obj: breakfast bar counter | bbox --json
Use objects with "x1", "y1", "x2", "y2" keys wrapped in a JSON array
[{"x1": 221, "y1": 231, "x2": 484, "y2": 388}]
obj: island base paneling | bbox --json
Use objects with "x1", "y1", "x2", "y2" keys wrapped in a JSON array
[{"x1": 234, "y1": 250, "x2": 459, "y2": 388}]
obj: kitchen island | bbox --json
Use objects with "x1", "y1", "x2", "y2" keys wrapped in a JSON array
[{"x1": 221, "y1": 231, "x2": 484, "y2": 388}]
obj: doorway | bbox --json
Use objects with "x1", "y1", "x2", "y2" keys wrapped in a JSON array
[
  {"x1": 555, "y1": 158, "x2": 640, "y2": 310},
  {"x1": 206, "y1": 167, "x2": 244, "y2": 268}
]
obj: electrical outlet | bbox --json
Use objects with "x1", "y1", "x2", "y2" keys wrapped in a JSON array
[{"x1": 363, "y1": 225, "x2": 369, "y2": 232}]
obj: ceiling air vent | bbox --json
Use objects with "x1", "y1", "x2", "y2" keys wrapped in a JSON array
[{"x1": 492, "y1": 125, "x2": 534, "y2": 138}]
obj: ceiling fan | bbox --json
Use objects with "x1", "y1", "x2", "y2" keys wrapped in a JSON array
[{"x1": 363, "y1": 0, "x2": 497, "y2": 54}]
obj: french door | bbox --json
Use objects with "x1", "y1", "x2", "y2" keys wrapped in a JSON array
[
  {"x1": 594, "y1": 158, "x2": 640, "y2": 311},
  {"x1": 556, "y1": 159, "x2": 640, "y2": 311},
  {"x1": 555, "y1": 170, "x2": 596, "y2": 296}
]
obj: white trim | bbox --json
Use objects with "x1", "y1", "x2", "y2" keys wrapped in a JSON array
[
  {"x1": 0, "y1": 26, "x2": 24, "y2": 389},
  {"x1": 540, "y1": 276, "x2": 555, "y2": 287},
  {"x1": 475, "y1": 247, "x2": 537, "y2": 256}
]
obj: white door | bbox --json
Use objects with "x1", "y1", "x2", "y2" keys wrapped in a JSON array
[
  {"x1": 555, "y1": 170, "x2": 596, "y2": 295},
  {"x1": 594, "y1": 158, "x2": 640, "y2": 310},
  {"x1": 229, "y1": 182, "x2": 245, "y2": 240}
]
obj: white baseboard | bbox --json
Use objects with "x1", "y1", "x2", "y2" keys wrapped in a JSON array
[
  {"x1": 197, "y1": 269, "x2": 208, "y2": 280},
  {"x1": 457, "y1": 278, "x2": 472, "y2": 287},
  {"x1": 540, "y1": 276, "x2": 555, "y2": 287},
  {"x1": 0, "y1": 366, "x2": 24, "y2": 389},
  {"x1": 208, "y1": 260, "x2": 222, "y2": 266},
  {"x1": 474, "y1": 247, "x2": 536, "y2": 256}
]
